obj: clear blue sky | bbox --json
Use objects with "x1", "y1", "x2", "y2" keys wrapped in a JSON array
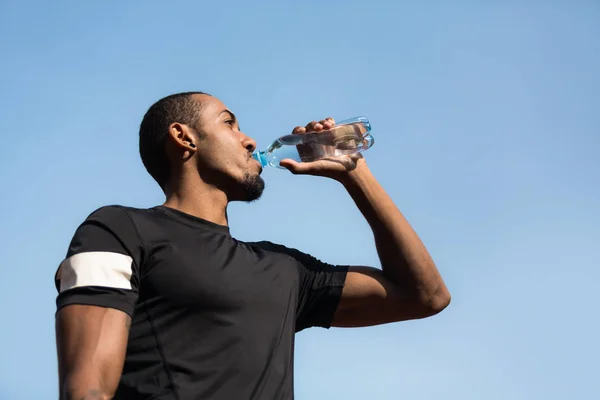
[{"x1": 1, "y1": 1, "x2": 598, "y2": 399}]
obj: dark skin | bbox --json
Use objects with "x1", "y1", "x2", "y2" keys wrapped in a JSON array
[
  {"x1": 56, "y1": 94, "x2": 450, "y2": 398},
  {"x1": 56, "y1": 305, "x2": 130, "y2": 399},
  {"x1": 281, "y1": 119, "x2": 450, "y2": 326}
]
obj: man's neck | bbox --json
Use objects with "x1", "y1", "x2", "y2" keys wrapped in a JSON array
[{"x1": 163, "y1": 180, "x2": 229, "y2": 227}]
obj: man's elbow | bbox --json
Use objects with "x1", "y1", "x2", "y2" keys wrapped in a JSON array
[
  {"x1": 429, "y1": 290, "x2": 451, "y2": 314},
  {"x1": 418, "y1": 286, "x2": 451, "y2": 317},
  {"x1": 62, "y1": 375, "x2": 116, "y2": 400},
  {"x1": 63, "y1": 387, "x2": 115, "y2": 400}
]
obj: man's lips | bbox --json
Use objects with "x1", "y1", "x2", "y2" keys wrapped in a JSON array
[{"x1": 249, "y1": 154, "x2": 263, "y2": 173}]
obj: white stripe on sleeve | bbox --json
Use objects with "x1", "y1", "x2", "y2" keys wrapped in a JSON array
[{"x1": 58, "y1": 251, "x2": 133, "y2": 292}]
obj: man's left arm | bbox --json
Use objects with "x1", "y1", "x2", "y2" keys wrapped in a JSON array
[
  {"x1": 280, "y1": 118, "x2": 450, "y2": 328},
  {"x1": 331, "y1": 161, "x2": 450, "y2": 327}
]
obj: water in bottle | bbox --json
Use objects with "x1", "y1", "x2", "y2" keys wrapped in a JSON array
[{"x1": 252, "y1": 116, "x2": 374, "y2": 169}]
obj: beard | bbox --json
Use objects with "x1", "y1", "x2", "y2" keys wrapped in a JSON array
[
  {"x1": 240, "y1": 172, "x2": 265, "y2": 202},
  {"x1": 202, "y1": 170, "x2": 265, "y2": 203}
]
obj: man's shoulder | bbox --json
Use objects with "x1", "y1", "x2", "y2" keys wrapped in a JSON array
[
  {"x1": 72, "y1": 204, "x2": 170, "y2": 248},
  {"x1": 77, "y1": 205, "x2": 166, "y2": 239},
  {"x1": 248, "y1": 240, "x2": 293, "y2": 254},
  {"x1": 247, "y1": 240, "x2": 315, "y2": 264},
  {"x1": 83, "y1": 204, "x2": 158, "y2": 222}
]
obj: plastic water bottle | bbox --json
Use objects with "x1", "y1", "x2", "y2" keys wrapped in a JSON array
[{"x1": 252, "y1": 116, "x2": 374, "y2": 169}]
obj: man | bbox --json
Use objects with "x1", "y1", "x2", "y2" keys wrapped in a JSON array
[{"x1": 54, "y1": 92, "x2": 450, "y2": 399}]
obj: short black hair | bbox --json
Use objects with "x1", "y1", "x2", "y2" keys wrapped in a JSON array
[{"x1": 139, "y1": 91, "x2": 210, "y2": 190}]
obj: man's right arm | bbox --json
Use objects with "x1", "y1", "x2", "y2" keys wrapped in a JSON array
[
  {"x1": 54, "y1": 206, "x2": 144, "y2": 400},
  {"x1": 56, "y1": 304, "x2": 130, "y2": 400}
]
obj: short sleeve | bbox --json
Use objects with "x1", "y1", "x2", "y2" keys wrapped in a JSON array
[
  {"x1": 54, "y1": 206, "x2": 144, "y2": 317},
  {"x1": 273, "y1": 246, "x2": 349, "y2": 332}
]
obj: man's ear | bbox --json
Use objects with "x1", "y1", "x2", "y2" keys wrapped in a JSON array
[{"x1": 167, "y1": 122, "x2": 197, "y2": 153}]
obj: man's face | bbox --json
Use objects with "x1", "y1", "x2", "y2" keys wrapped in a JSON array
[{"x1": 191, "y1": 94, "x2": 265, "y2": 202}]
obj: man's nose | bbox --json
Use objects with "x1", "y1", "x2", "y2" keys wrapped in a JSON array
[{"x1": 241, "y1": 135, "x2": 257, "y2": 153}]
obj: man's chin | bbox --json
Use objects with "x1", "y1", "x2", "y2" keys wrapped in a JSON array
[{"x1": 238, "y1": 173, "x2": 265, "y2": 203}]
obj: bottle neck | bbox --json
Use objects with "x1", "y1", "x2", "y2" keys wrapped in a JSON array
[{"x1": 252, "y1": 151, "x2": 267, "y2": 167}]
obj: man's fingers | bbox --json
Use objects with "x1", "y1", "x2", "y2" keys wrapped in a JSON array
[
  {"x1": 294, "y1": 117, "x2": 335, "y2": 134},
  {"x1": 279, "y1": 159, "x2": 306, "y2": 174},
  {"x1": 279, "y1": 159, "x2": 327, "y2": 175},
  {"x1": 320, "y1": 117, "x2": 335, "y2": 124},
  {"x1": 320, "y1": 117, "x2": 335, "y2": 129},
  {"x1": 292, "y1": 126, "x2": 306, "y2": 134},
  {"x1": 304, "y1": 120, "x2": 321, "y2": 132}
]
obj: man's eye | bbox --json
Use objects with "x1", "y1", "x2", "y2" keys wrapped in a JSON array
[{"x1": 225, "y1": 119, "x2": 234, "y2": 126}]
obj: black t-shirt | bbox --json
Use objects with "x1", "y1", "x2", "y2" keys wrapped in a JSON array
[{"x1": 54, "y1": 205, "x2": 349, "y2": 399}]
